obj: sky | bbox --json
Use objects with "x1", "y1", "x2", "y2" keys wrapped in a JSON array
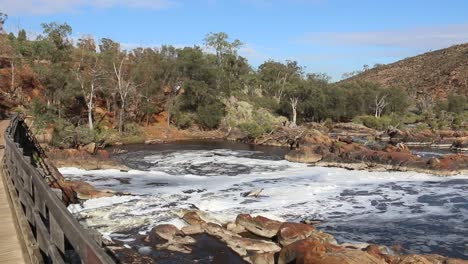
[{"x1": 2, "y1": 0, "x2": 468, "y2": 80}]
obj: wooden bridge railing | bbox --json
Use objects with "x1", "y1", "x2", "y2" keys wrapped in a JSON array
[{"x1": 2, "y1": 114, "x2": 115, "y2": 264}]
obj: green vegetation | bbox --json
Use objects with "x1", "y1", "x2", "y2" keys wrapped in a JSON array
[{"x1": 0, "y1": 14, "x2": 466, "y2": 147}]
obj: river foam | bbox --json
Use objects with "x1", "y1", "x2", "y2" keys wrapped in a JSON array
[{"x1": 60, "y1": 146, "x2": 468, "y2": 259}]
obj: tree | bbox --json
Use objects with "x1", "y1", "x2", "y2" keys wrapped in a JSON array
[
  {"x1": 72, "y1": 36, "x2": 103, "y2": 130},
  {"x1": 204, "y1": 32, "x2": 243, "y2": 93},
  {"x1": 374, "y1": 94, "x2": 388, "y2": 118},
  {"x1": 113, "y1": 54, "x2": 140, "y2": 133},
  {"x1": 0, "y1": 12, "x2": 7, "y2": 33}
]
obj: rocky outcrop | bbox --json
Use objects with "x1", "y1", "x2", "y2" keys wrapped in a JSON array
[
  {"x1": 132, "y1": 211, "x2": 467, "y2": 264},
  {"x1": 285, "y1": 128, "x2": 468, "y2": 175},
  {"x1": 179, "y1": 211, "x2": 281, "y2": 263}
]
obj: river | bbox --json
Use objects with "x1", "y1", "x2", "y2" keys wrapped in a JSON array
[{"x1": 60, "y1": 140, "x2": 468, "y2": 260}]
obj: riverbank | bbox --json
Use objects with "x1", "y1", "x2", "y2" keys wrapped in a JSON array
[{"x1": 46, "y1": 123, "x2": 468, "y2": 176}]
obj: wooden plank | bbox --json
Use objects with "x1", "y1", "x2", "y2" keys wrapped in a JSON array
[{"x1": 0, "y1": 119, "x2": 26, "y2": 264}]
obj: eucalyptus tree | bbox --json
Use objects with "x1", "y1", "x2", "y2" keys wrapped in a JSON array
[
  {"x1": 72, "y1": 36, "x2": 103, "y2": 130},
  {"x1": 204, "y1": 32, "x2": 243, "y2": 94}
]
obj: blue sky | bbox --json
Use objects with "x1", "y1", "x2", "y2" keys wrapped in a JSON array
[{"x1": 2, "y1": 0, "x2": 468, "y2": 80}]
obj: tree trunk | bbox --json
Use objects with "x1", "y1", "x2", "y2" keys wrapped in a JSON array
[
  {"x1": 88, "y1": 104, "x2": 94, "y2": 130},
  {"x1": 10, "y1": 60, "x2": 14, "y2": 92},
  {"x1": 290, "y1": 97, "x2": 299, "y2": 127},
  {"x1": 292, "y1": 106, "x2": 297, "y2": 127},
  {"x1": 119, "y1": 101, "x2": 125, "y2": 134}
]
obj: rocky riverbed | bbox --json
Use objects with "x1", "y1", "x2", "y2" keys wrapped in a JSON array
[{"x1": 54, "y1": 141, "x2": 468, "y2": 263}]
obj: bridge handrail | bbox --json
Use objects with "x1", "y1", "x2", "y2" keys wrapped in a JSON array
[{"x1": 3, "y1": 114, "x2": 115, "y2": 264}]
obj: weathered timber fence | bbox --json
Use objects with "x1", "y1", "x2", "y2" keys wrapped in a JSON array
[{"x1": 2, "y1": 114, "x2": 115, "y2": 264}]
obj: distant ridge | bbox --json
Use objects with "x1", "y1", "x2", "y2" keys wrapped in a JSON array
[{"x1": 342, "y1": 43, "x2": 468, "y2": 99}]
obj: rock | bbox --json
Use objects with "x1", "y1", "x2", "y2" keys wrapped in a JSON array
[
  {"x1": 236, "y1": 214, "x2": 282, "y2": 238},
  {"x1": 300, "y1": 249, "x2": 386, "y2": 264},
  {"x1": 200, "y1": 222, "x2": 280, "y2": 258},
  {"x1": 309, "y1": 230, "x2": 337, "y2": 245},
  {"x1": 340, "y1": 242, "x2": 370, "y2": 250},
  {"x1": 249, "y1": 252, "x2": 275, "y2": 264},
  {"x1": 278, "y1": 238, "x2": 327, "y2": 264},
  {"x1": 162, "y1": 244, "x2": 191, "y2": 254},
  {"x1": 227, "y1": 236, "x2": 281, "y2": 255},
  {"x1": 150, "y1": 224, "x2": 196, "y2": 254},
  {"x1": 181, "y1": 224, "x2": 203, "y2": 235},
  {"x1": 151, "y1": 224, "x2": 182, "y2": 242},
  {"x1": 226, "y1": 222, "x2": 247, "y2": 234},
  {"x1": 240, "y1": 188, "x2": 264, "y2": 197},
  {"x1": 80, "y1": 142, "x2": 96, "y2": 154},
  {"x1": 285, "y1": 149, "x2": 323, "y2": 163},
  {"x1": 277, "y1": 222, "x2": 316, "y2": 246},
  {"x1": 182, "y1": 211, "x2": 206, "y2": 225},
  {"x1": 145, "y1": 139, "x2": 163, "y2": 144},
  {"x1": 390, "y1": 254, "x2": 433, "y2": 264},
  {"x1": 52, "y1": 180, "x2": 113, "y2": 202},
  {"x1": 365, "y1": 244, "x2": 395, "y2": 263}
]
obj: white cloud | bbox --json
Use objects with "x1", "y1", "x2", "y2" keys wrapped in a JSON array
[
  {"x1": 297, "y1": 24, "x2": 468, "y2": 49},
  {"x1": 0, "y1": 0, "x2": 178, "y2": 15}
]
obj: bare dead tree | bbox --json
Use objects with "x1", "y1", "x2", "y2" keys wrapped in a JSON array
[
  {"x1": 289, "y1": 96, "x2": 299, "y2": 127},
  {"x1": 113, "y1": 56, "x2": 141, "y2": 134},
  {"x1": 374, "y1": 94, "x2": 388, "y2": 118}
]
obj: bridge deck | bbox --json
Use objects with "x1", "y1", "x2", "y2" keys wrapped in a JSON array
[{"x1": 0, "y1": 119, "x2": 25, "y2": 264}]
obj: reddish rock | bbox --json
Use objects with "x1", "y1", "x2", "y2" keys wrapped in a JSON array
[
  {"x1": 300, "y1": 249, "x2": 386, "y2": 264},
  {"x1": 236, "y1": 214, "x2": 282, "y2": 238},
  {"x1": 277, "y1": 222, "x2": 316, "y2": 247},
  {"x1": 392, "y1": 254, "x2": 468, "y2": 264},
  {"x1": 278, "y1": 238, "x2": 327, "y2": 264}
]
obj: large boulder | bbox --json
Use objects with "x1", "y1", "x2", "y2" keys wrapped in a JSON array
[
  {"x1": 235, "y1": 214, "x2": 282, "y2": 238},
  {"x1": 277, "y1": 222, "x2": 316, "y2": 246}
]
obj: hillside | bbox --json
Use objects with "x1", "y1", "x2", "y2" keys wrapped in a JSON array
[{"x1": 343, "y1": 43, "x2": 468, "y2": 99}]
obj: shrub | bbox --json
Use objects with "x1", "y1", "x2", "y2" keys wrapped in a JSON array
[
  {"x1": 52, "y1": 118, "x2": 95, "y2": 148},
  {"x1": 174, "y1": 112, "x2": 193, "y2": 129},
  {"x1": 352, "y1": 115, "x2": 398, "y2": 130},
  {"x1": 238, "y1": 122, "x2": 265, "y2": 139},
  {"x1": 196, "y1": 102, "x2": 225, "y2": 129}
]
